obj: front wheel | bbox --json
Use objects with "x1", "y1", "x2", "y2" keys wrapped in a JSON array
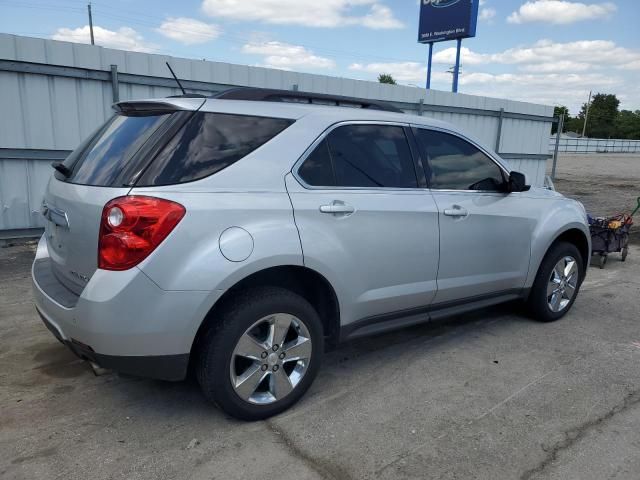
[
  {"x1": 196, "y1": 287, "x2": 323, "y2": 420},
  {"x1": 527, "y1": 242, "x2": 584, "y2": 322}
]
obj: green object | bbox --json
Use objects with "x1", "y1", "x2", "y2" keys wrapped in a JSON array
[{"x1": 632, "y1": 197, "x2": 640, "y2": 218}]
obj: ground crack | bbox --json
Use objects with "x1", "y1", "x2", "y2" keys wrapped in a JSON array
[
  {"x1": 265, "y1": 420, "x2": 353, "y2": 480},
  {"x1": 520, "y1": 389, "x2": 640, "y2": 480}
]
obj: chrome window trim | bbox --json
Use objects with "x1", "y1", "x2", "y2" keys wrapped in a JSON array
[
  {"x1": 411, "y1": 124, "x2": 512, "y2": 193},
  {"x1": 291, "y1": 120, "x2": 425, "y2": 192}
]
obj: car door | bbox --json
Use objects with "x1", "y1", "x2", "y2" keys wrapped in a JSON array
[
  {"x1": 413, "y1": 127, "x2": 535, "y2": 304},
  {"x1": 286, "y1": 122, "x2": 440, "y2": 332}
]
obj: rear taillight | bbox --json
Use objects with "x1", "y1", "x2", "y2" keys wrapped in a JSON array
[{"x1": 98, "y1": 196, "x2": 185, "y2": 271}]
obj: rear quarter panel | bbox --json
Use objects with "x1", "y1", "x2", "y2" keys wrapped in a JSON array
[{"x1": 130, "y1": 189, "x2": 304, "y2": 293}]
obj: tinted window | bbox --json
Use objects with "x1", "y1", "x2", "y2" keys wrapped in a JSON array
[
  {"x1": 327, "y1": 125, "x2": 417, "y2": 188},
  {"x1": 63, "y1": 113, "x2": 171, "y2": 186},
  {"x1": 138, "y1": 112, "x2": 293, "y2": 186},
  {"x1": 416, "y1": 129, "x2": 505, "y2": 191},
  {"x1": 297, "y1": 139, "x2": 335, "y2": 186}
]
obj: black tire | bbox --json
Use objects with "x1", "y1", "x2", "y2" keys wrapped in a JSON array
[
  {"x1": 196, "y1": 286, "x2": 323, "y2": 421},
  {"x1": 527, "y1": 241, "x2": 584, "y2": 322},
  {"x1": 621, "y1": 246, "x2": 628, "y2": 262}
]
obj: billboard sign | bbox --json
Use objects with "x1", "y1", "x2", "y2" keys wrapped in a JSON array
[{"x1": 418, "y1": 0, "x2": 479, "y2": 43}]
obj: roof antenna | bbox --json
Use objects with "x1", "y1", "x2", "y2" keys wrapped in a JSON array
[{"x1": 165, "y1": 62, "x2": 186, "y2": 95}]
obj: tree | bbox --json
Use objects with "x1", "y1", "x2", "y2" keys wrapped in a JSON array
[
  {"x1": 580, "y1": 93, "x2": 620, "y2": 138},
  {"x1": 552, "y1": 106, "x2": 570, "y2": 134},
  {"x1": 614, "y1": 110, "x2": 640, "y2": 139},
  {"x1": 378, "y1": 73, "x2": 397, "y2": 85}
]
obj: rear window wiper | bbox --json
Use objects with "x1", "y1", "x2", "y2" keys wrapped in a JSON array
[{"x1": 51, "y1": 161, "x2": 72, "y2": 178}]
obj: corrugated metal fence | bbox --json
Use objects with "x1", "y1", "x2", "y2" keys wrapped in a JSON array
[
  {"x1": 548, "y1": 136, "x2": 640, "y2": 154},
  {"x1": 0, "y1": 33, "x2": 554, "y2": 238}
]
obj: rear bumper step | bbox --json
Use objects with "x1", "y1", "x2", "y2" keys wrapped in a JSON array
[{"x1": 37, "y1": 308, "x2": 189, "y2": 381}]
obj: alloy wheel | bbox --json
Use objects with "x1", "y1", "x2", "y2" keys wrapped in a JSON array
[
  {"x1": 547, "y1": 256, "x2": 579, "y2": 312},
  {"x1": 230, "y1": 313, "x2": 312, "y2": 405}
]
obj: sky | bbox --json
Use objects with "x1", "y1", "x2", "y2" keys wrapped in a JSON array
[{"x1": 1, "y1": 0, "x2": 639, "y2": 113}]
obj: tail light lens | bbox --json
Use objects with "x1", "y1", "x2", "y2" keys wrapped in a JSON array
[{"x1": 98, "y1": 196, "x2": 185, "y2": 271}]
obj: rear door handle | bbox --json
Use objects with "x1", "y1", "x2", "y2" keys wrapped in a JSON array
[
  {"x1": 443, "y1": 205, "x2": 468, "y2": 217},
  {"x1": 319, "y1": 201, "x2": 355, "y2": 215}
]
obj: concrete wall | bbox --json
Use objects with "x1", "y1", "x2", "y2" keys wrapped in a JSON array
[{"x1": 0, "y1": 33, "x2": 554, "y2": 234}]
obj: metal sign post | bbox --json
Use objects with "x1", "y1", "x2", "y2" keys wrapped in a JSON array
[
  {"x1": 426, "y1": 42, "x2": 434, "y2": 89},
  {"x1": 452, "y1": 38, "x2": 462, "y2": 93},
  {"x1": 418, "y1": 0, "x2": 479, "y2": 94}
]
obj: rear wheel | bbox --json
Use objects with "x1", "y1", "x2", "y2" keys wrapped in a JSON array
[
  {"x1": 196, "y1": 287, "x2": 323, "y2": 420},
  {"x1": 528, "y1": 242, "x2": 584, "y2": 322}
]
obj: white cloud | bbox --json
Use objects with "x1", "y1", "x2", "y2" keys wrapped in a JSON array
[
  {"x1": 52, "y1": 25, "x2": 156, "y2": 52},
  {"x1": 349, "y1": 62, "x2": 425, "y2": 82},
  {"x1": 347, "y1": 38, "x2": 640, "y2": 110},
  {"x1": 242, "y1": 41, "x2": 336, "y2": 70},
  {"x1": 478, "y1": 0, "x2": 496, "y2": 21},
  {"x1": 156, "y1": 17, "x2": 221, "y2": 45},
  {"x1": 507, "y1": 1, "x2": 617, "y2": 24},
  {"x1": 458, "y1": 72, "x2": 623, "y2": 112},
  {"x1": 431, "y1": 39, "x2": 640, "y2": 72},
  {"x1": 201, "y1": 0, "x2": 403, "y2": 29},
  {"x1": 479, "y1": 7, "x2": 497, "y2": 21}
]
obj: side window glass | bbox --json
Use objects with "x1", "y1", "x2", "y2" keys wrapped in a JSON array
[
  {"x1": 326, "y1": 125, "x2": 418, "y2": 188},
  {"x1": 138, "y1": 113, "x2": 293, "y2": 186},
  {"x1": 416, "y1": 129, "x2": 505, "y2": 191},
  {"x1": 298, "y1": 139, "x2": 335, "y2": 186}
]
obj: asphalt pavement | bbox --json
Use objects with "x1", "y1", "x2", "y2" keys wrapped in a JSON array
[{"x1": 1, "y1": 242, "x2": 639, "y2": 480}]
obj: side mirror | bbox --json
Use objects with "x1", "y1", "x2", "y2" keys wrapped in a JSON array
[{"x1": 507, "y1": 171, "x2": 530, "y2": 193}]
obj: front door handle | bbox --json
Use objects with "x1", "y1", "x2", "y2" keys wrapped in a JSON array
[
  {"x1": 319, "y1": 201, "x2": 355, "y2": 216},
  {"x1": 443, "y1": 205, "x2": 468, "y2": 217}
]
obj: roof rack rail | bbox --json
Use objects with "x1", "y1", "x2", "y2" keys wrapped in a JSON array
[
  {"x1": 211, "y1": 87, "x2": 403, "y2": 113},
  {"x1": 166, "y1": 93, "x2": 207, "y2": 99}
]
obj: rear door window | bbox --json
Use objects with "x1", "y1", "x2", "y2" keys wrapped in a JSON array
[
  {"x1": 297, "y1": 139, "x2": 335, "y2": 187},
  {"x1": 297, "y1": 124, "x2": 418, "y2": 188},
  {"x1": 137, "y1": 113, "x2": 293, "y2": 186}
]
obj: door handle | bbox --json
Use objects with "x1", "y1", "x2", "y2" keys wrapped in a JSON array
[
  {"x1": 319, "y1": 201, "x2": 355, "y2": 215},
  {"x1": 443, "y1": 205, "x2": 468, "y2": 217}
]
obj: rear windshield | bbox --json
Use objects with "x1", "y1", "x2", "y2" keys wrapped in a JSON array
[
  {"x1": 58, "y1": 111, "x2": 293, "y2": 187},
  {"x1": 60, "y1": 113, "x2": 172, "y2": 186}
]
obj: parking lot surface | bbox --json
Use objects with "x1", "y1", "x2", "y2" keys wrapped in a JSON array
[
  {"x1": 2, "y1": 238, "x2": 639, "y2": 480},
  {"x1": 551, "y1": 154, "x2": 640, "y2": 244}
]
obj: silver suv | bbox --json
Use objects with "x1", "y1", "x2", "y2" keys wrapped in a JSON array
[{"x1": 32, "y1": 89, "x2": 590, "y2": 420}]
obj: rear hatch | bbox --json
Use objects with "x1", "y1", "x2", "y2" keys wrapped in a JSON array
[{"x1": 42, "y1": 99, "x2": 203, "y2": 294}]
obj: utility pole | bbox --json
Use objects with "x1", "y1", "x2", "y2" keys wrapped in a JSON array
[
  {"x1": 581, "y1": 90, "x2": 592, "y2": 138},
  {"x1": 87, "y1": 2, "x2": 95, "y2": 45},
  {"x1": 551, "y1": 112, "x2": 565, "y2": 180}
]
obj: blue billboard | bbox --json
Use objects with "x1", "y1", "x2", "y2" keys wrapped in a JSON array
[{"x1": 418, "y1": 0, "x2": 479, "y2": 44}]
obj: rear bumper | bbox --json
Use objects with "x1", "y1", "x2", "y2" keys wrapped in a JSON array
[
  {"x1": 32, "y1": 235, "x2": 219, "y2": 381},
  {"x1": 36, "y1": 307, "x2": 189, "y2": 381}
]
